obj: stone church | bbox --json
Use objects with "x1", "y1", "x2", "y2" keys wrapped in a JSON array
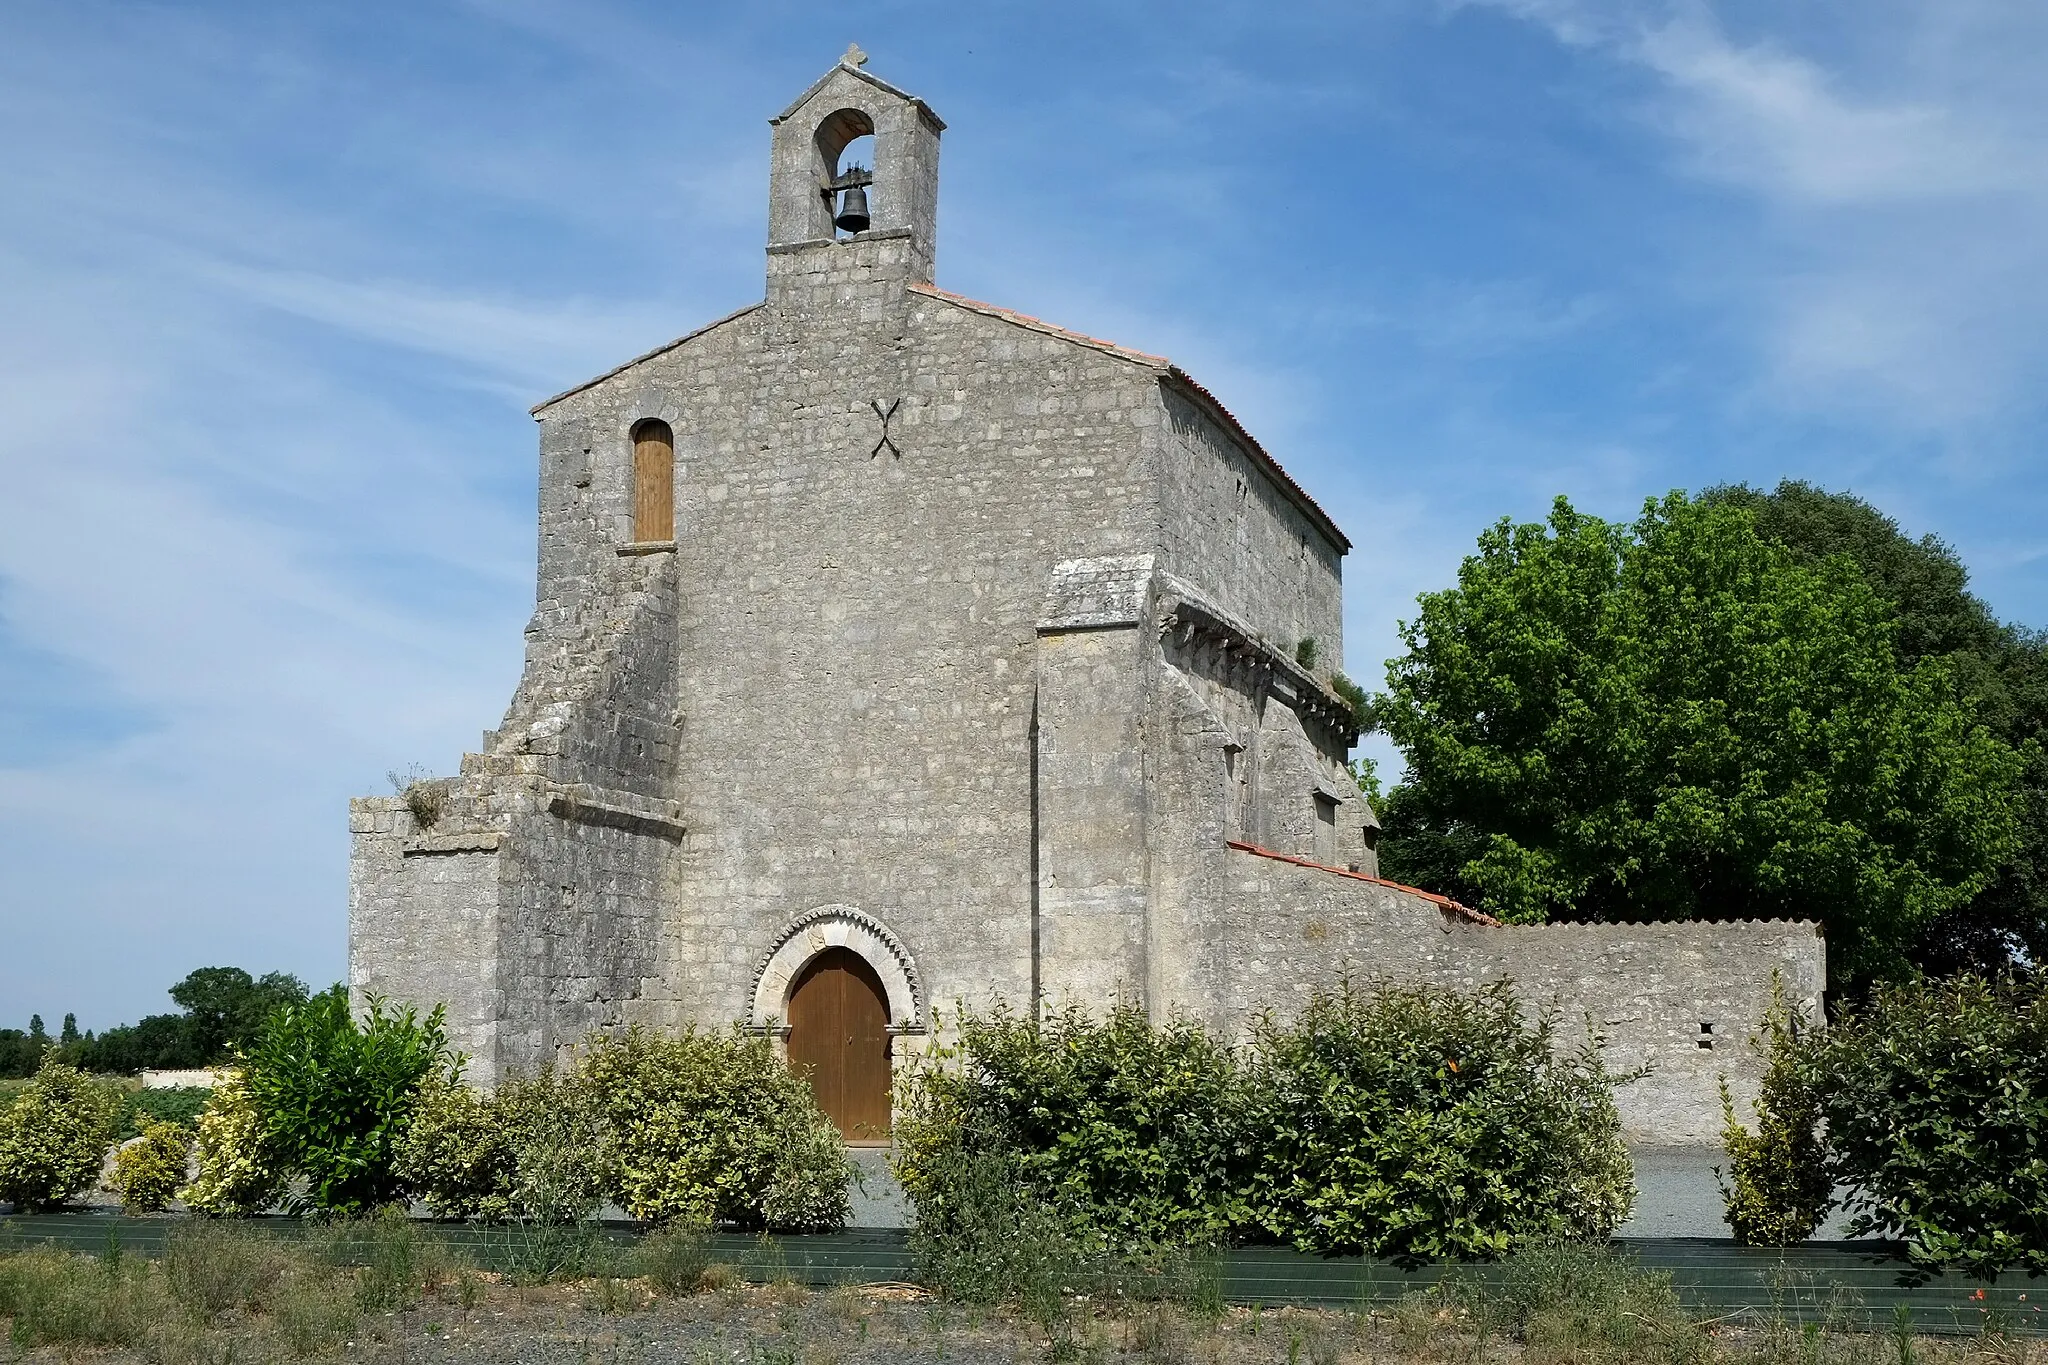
[{"x1": 350, "y1": 50, "x2": 1823, "y2": 1146}]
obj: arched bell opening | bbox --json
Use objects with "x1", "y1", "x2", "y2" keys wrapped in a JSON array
[{"x1": 813, "y1": 107, "x2": 875, "y2": 238}]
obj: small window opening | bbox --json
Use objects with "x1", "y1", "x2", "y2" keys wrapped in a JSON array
[
  {"x1": 1697, "y1": 1021, "x2": 1715, "y2": 1050},
  {"x1": 631, "y1": 419, "x2": 674, "y2": 543},
  {"x1": 1313, "y1": 793, "x2": 1338, "y2": 865}
]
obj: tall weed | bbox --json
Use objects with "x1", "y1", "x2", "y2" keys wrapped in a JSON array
[{"x1": 0, "y1": 1248, "x2": 164, "y2": 1350}]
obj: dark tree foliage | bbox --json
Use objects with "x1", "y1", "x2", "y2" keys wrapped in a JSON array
[
  {"x1": 39, "y1": 965, "x2": 313, "y2": 1075},
  {"x1": 71, "y1": 1013, "x2": 204, "y2": 1073},
  {"x1": 168, "y1": 966, "x2": 310, "y2": 1060},
  {"x1": 0, "y1": 1030, "x2": 45, "y2": 1080},
  {"x1": 1702, "y1": 481, "x2": 2048, "y2": 978},
  {"x1": 1373, "y1": 492, "x2": 2026, "y2": 988}
]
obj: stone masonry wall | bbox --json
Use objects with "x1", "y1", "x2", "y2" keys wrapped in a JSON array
[
  {"x1": 1218, "y1": 845, "x2": 1825, "y2": 1145},
  {"x1": 1155, "y1": 386, "x2": 1346, "y2": 667}
]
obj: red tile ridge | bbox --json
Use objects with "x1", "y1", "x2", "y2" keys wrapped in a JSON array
[{"x1": 1225, "y1": 839, "x2": 1499, "y2": 925}]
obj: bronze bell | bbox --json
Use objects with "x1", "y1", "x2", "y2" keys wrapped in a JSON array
[{"x1": 834, "y1": 185, "x2": 871, "y2": 234}]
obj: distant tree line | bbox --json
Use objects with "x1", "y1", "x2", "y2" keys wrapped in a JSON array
[
  {"x1": 0, "y1": 967, "x2": 310, "y2": 1078},
  {"x1": 1371, "y1": 480, "x2": 2047, "y2": 992}
]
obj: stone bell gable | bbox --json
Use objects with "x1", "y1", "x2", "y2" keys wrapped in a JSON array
[{"x1": 349, "y1": 50, "x2": 1823, "y2": 1146}]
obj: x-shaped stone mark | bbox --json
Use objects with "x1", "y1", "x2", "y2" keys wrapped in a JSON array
[{"x1": 870, "y1": 397, "x2": 902, "y2": 459}]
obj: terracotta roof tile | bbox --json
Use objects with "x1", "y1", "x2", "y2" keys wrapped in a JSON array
[{"x1": 1226, "y1": 840, "x2": 1499, "y2": 925}]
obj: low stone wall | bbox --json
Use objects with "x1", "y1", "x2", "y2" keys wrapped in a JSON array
[{"x1": 1219, "y1": 844, "x2": 1825, "y2": 1145}]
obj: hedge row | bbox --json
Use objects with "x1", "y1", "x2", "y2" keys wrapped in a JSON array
[
  {"x1": 893, "y1": 980, "x2": 1636, "y2": 1262},
  {"x1": 0, "y1": 990, "x2": 851, "y2": 1230}
]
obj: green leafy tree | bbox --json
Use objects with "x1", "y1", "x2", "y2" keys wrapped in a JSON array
[
  {"x1": 169, "y1": 966, "x2": 309, "y2": 1061},
  {"x1": 1375, "y1": 493, "x2": 2027, "y2": 987},
  {"x1": 0, "y1": 1028, "x2": 46, "y2": 1079},
  {"x1": 1703, "y1": 480, "x2": 2048, "y2": 977},
  {"x1": 245, "y1": 987, "x2": 453, "y2": 1213},
  {"x1": 72, "y1": 1013, "x2": 202, "y2": 1073}
]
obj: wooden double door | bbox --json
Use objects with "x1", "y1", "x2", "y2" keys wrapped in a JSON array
[{"x1": 785, "y1": 948, "x2": 893, "y2": 1144}]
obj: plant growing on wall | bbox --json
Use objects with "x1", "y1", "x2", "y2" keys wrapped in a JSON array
[{"x1": 387, "y1": 765, "x2": 446, "y2": 830}]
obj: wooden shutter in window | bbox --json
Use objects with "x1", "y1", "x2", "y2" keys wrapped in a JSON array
[{"x1": 632, "y1": 421, "x2": 674, "y2": 542}]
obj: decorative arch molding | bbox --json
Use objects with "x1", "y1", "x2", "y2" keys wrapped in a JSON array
[{"x1": 750, "y1": 905, "x2": 925, "y2": 1035}]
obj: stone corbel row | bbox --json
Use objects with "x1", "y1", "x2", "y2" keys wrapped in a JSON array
[{"x1": 1157, "y1": 590, "x2": 1361, "y2": 742}]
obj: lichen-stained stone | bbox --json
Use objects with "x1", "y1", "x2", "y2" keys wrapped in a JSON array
[{"x1": 347, "y1": 53, "x2": 1822, "y2": 1143}]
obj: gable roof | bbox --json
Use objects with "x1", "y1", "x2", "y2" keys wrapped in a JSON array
[
  {"x1": 909, "y1": 284, "x2": 1350, "y2": 553},
  {"x1": 529, "y1": 303, "x2": 762, "y2": 416},
  {"x1": 771, "y1": 60, "x2": 946, "y2": 131}
]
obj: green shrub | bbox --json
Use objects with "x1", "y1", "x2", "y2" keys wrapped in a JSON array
[
  {"x1": 899, "y1": 1116, "x2": 1105, "y2": 1314},
  {"x1": 1249, "y1": 980, "x2": 1635, "y2": 1258},
  {"x1": 106, "y1": 1118, "x2": 191, "y2": 1213},
  {"x1": 1717, "y1": 986, "x2": 1833, "y2": 1246},
  {"x1": 1808, "y1": 973, "x2": 2048, "y2": 1274},
  {"x1": 895, "y1": 1001, "x2": 1253, "y2": 1252},
  {"x1": 245, "y1": 987, "x2": 454, "y2": 1213},
  {"x1": 577, "y1": 1025, "x2": 852, "y2": 1228},
  {"x1": 396, "y1": 1066, "x2": 602, "y2": 1223},
  {"x1": 179, "y1": 1067, "x2": 284, "y2": 1216},
  {"x1": 0, "y1": 1056, "x2": 119, "y2": 1211}
]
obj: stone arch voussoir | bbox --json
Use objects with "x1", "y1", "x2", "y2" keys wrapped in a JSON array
[{"x1": 750, "y1": 905, "x2": 924, "y2": 1034}]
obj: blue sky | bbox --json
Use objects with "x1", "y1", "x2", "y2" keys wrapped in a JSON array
[{"x1": 3, "y1": 0, "x2": 2044, "y2": 1029}]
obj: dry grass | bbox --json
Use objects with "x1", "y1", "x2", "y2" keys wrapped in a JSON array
[{"x1": 0, "y1": 1230, "x2": 2043, "y2": 1365}]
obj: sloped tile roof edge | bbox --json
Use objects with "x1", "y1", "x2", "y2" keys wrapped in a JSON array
[
  {"x1": 530, "y1": 303, "x2": 765, "y2": 416},
  {"x1": 908, "y1": 284, "x2": 1350, "y2": 552},
  {"x1": 1226, "y1": 840, "x2": 1498, "y2": 924}
]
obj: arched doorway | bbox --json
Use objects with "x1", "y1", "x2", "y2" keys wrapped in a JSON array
[{"x1": 785, "y1": 947, "x2": 892, "y2": 1144}]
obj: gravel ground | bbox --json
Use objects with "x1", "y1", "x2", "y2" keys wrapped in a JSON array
[{"x1": 7, "y1": 1276, "x2": 1398, "y2": 1365}]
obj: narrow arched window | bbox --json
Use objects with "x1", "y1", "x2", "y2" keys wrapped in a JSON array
[{"x1": 631, "y1": 419, "x2": 674, "y2": 542}]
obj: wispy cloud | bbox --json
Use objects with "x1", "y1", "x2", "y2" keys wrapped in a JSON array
[{"x1": 1460, "y1": 0, "x2": 2048, "y2": 431}]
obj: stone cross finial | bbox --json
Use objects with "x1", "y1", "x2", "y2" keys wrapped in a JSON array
[{"x1": 842, "y1": 43, "x2": 868, "y2": 67}]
